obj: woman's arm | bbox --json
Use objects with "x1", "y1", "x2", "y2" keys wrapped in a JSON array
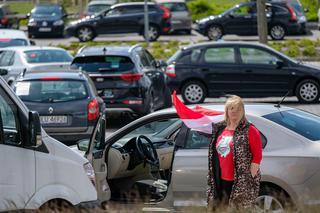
[{"x1": 248, "y1": 125, "x2": 262, "y2": 177}]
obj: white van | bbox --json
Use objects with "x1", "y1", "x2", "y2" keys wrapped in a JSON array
[
  {"x1": 0, "y1": 72, "x2": 97, "y2": 211},
  {"x1": 0, "y1": 29, "x2": 34, "y2": 47}
]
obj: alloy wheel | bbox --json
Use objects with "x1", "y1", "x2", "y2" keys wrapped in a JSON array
[
  {"x1": 184, "y1": 83, "x2": 204, "y2": 104},
  {"x1": 78, "y1": 27, "x2": 93, "y2": 42},
  {"x1": 207, "y1": 25, "x2": 222, "y2": 41},
  {"x1": 148, "y1": 26, "x2": 159, "y2": 41},
  {"x1": 270, "y1": 25, "x2": 285, "y2": 40},
  {"x1": 255, "y1": 195, "x2": 284, "y2": 213},
  {"x1": 299, "y1": 82, "x2": 319, "y2": 102}
]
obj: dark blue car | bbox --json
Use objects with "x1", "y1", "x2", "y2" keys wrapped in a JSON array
[{"x1": 14, "y1": 70, "x2": 105, "y2": 145}]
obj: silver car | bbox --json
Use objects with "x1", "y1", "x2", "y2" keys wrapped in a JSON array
[
  {"x1": 79, "y1": 104, "x2": 320, "y2": 211},
  {"x1": 156, "y1": 0, "x2": 192, "y2": 34},
  {"x1": 0, "y1": 46, "x2": 73, "y2": 85}
]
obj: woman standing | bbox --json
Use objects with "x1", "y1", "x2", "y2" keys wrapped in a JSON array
[{"x1": 207, "y1": 95, "x2": 262, "y2": 210}]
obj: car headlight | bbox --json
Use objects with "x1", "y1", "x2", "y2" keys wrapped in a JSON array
[
  {"x1": 28, "y1": 19, "x2": 36, "y2": 26},
  {"x1": 53, "y1": 20, "x2": 64, "y2": 26},
  {"x1": 298, "y1": 16, "x2": 306, "y2": 23},
  {"x1": 83, "y1": 162, "x2": 96, "y2": 187}
]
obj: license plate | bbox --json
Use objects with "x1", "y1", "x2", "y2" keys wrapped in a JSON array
[
  {"x1": 104, "y1": 89, "x2": 114, "y2": 98},
  {"x1": 39, "y1": 27, "x2": 52, "y2": 32},
  {"x1": 40, "y1": 116, "x2": 68, "y2": 124}
]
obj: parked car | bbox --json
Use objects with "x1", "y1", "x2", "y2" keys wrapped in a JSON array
[
  {"x1": 14, "y1": 70, "x2": 105, "y2": 145},
  {"x1": 194, "y1": 1, "x2": 306, "y2": 40},
  {"x1": 84, "y1": 0, "x2": 117, "y2": 17},
  {"x1": 70, "y1": 45, "x2": 172, "y2": 116},
  {"x1": 0, "y1": 74, "x2": 97, "y2": 211},
  {"x1": 0, "y1": 46, "x2": 72, "y2": 85},
  {"x1": 0, "y1": 29, "x2": 34, "y2": 47},
  {"x1": 75, "y1": 103, "x2": 320, "y2": 212},
  {"x1": 0, "y1": 4, "x2": 22, "y2": 29},
  {"x1": 65, "y1": 2, "x2": 171, "y2": 42},
  {"x1": 155, "y1": 0, "x2": 192, "y2": 34},
  {"x1": 165, "y1": 41, "x2": 320, "y2": 104},
  {"x1": 27, "y1": 3, "x2": 68, "y2": 38}
]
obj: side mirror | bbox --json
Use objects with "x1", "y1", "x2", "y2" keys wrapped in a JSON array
[
  {"x1": 26, "y1": 13, "x2": 30, "y2": 19},
  {"x1": 0, "y1": 68, "x2": 8, "y2": 76},
  {"x1": 27, "y1": 111, "x2": 42, "y2": 147},
  {"x1": 77, "y1": 139, "x2": 90, "y2": 152},
  {"x1": 30, "y1": 40, "x2": 36, "y2": 46},
  {"x1": 228, "y1": 13, "x2": 234, "y2": 18},
  {"x1": 156, "y1": 60, "x2": 167, "y2": 70},
  {"x1": 276, "y1": 61, "x2": 284, "y2": 68}
]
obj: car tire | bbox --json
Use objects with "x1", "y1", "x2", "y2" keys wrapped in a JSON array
[
  {"x1": 77, "y1": 26, "x2": 95, "y2": 42},
  {"x1": 206, "y1": 25, "x2": 223, "y2": 41},
  {"x1": 256, "y1": 186, "x2": 292, "y2": 212},
  {"x1": 181, "y1": 80, "x2": 207, "y2": 104},
  {"x1": 143, "y1": 25, "x2": 160, "y2": 42},
  {"x1": 296, "y1": 79, "x2": 320, "y2": 103},
  {"x1": 270, "y1": 25, "x2": 286, "y2": 40},
  {"x1": 163, "y1": 87, "x2": 172, "y2": 108}
]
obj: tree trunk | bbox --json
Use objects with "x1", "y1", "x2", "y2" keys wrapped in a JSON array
[{"x1": 257, "y1": 0, "x2": 268, "y2": 44}]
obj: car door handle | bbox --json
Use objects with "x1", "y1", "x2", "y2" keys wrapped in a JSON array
[{"x1": 245, "y1": 70, "x2": 252, "y2": 73}]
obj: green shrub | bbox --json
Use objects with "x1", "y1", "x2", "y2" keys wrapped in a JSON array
[
  {"x1": 301, "y1": 0, "x2": 318, "y2": 22},
  {"x1": 285, "y1": 45, "x2": 300, "y2": 57},
  {"x1": 269, "y1": 42, "x2": 283, "y2": 52},
  {"x1": 299, "y1": 38, "x2": 314, "y2": 47},
  {"x1": 187, "y1": 0, "x2": 215, "y2": 21},
  {"x1": 303, "y1": 45, "x2": 317, "y2": 57}
]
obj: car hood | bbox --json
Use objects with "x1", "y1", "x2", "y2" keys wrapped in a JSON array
[
  {"x1": 296, "y1": 62, "x2": 320, "y2": 74},
  {"x1": 197, "y1": 15, "x2": 221, "y2": 24},
  {"x1": 69, "y1": 15, "x2": 97, "y2": 25},
  {"x1": 29, "y1": 16, "x2": 62, "y2": 22},
  {"x1": 28, "y1": 62, "x2": 71, "y2": 71}
]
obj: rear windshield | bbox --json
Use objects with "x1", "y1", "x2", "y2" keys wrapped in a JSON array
[
  {"x1": 0, "y1": 38, "x2": 28, "y2": 47},
  {"x1": 24, "y1": 49, "x2": 73, "y2": 63},
  {"x1": 15, "y1": 80, "x2": 88, "y2": 103},
  {"x1": 71, "y1": 56, "x2": 135, "y2": 73},
  {"x1": 263, "y1": 109, "x2": 320, "y2": 141},
  {"x1": 161, "y1": 3, "x2": 188, "y2": 12}
]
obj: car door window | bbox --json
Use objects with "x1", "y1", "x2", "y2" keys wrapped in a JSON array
[
  {"x1": 106, "y1": 7, "x2": 123, "y2": 16},
  {"x1": 0, "y1": 88, "x2": 21, "y2": 145},
  {"x1": 178, "y1": 48, "x2": 202, "y2": 64},
  {"x1": 144, "y1": 50, "x2": 156, "y2": 68},
  {"x1": 0, "y1": 51, "x2": 15, "y2": 66},
  {"x1": 137, "y1": 50, "x2": 151, "y2": 68},
  {"x1": 231, "y1": 5, "x2": 256, "y2": 16},
  {"x1": 240, "y1": 47, "x2": 282, "y2": 65},
  {"x1": 204, "y1": 47, "x2": 235, "y2": 64}
]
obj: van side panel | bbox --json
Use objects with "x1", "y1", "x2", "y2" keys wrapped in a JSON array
[{"x1": 0, "y1": 145, "x2": 35, "y2": 211}]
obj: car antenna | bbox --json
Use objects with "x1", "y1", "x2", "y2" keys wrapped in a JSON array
[
  {"x1": 274, "y1": 91, "x2": 290, "y2": 108},
  {"x1": 21, "y1": 68, "x2": 27, "y2": 77},
  {"x1": 103, "y1": 47, "x2": 107, "y2": 55}
]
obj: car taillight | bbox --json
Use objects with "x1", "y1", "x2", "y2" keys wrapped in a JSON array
[
  {"x1": 160, "y1": 5, "x2": 170, "y2": 19},
  {"x1": 165, "y1": 64, "x2": 176, "y2": 77},
  {"x1": 1, "y1": 17, "x2": 8, "y2": 25},
  {"x1": 120, "y1": 73, "x2": 143, "y2": 81},
  {"x1": 88, "y1": 98, "x2": 99, "y2": 121},
  {"x1": 287, "y1": 5, "x2": 297, "y2": 21}
]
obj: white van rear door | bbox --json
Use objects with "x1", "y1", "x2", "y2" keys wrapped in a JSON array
[{"x1": 87, "y1": 112, "x2": 111, "y2": 202}]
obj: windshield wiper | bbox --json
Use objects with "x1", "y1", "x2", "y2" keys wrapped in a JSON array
[{"x1": 98, "y1": 68, "x2": 117, "y2": 72}]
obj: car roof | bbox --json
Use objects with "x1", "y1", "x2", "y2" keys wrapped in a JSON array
[
  {"x1": 145, "y1": 103, "x2": 294, "y2": 118},
  {"x1": 89, "y1": 0, "x2": 116, "y2": 5},
  {"x1": 0, "y1": 29, "x2": 28, "y2": 39},
  {"x1": 75, "y1": 45, "x2": 139, "y2": 57},
  {"x1": 112, "y1": 2, "x2": 157, "y2": 8},
  {"x1": 17, "y1": 70, "x2": 88, "y2": 81},
  {"x1": 155, "y1": 0, "x2": 186, "y2": 3},
  {"x1": 0, "y1": 46, "x2": 66, "y2": 52},
  {"x1": 35, "y1": 3, "x2": 62, "y2": 7},
  {"x1": 182, "y1": 41, "x2": 273, "y2": 51}
]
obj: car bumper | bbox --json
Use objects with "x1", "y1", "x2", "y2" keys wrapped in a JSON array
[
  {"x1": 65, "y1": 25, "x2": 77, "y2": 37},
  {"x1": 28, "y1": 25, "x2": 64, "y2": 35},
  {"x1": 193, "y1": 23, "x2": 206, "y2": 35},
  {"x1": 171, "y1": 19, "x2": 192, "y2": 31},
  {"x1": 103, "y1": 98, "x2": 148, "y2": 115},
  {"x1": 286, "y1": 22, "x2": 306, "y2": 35}
]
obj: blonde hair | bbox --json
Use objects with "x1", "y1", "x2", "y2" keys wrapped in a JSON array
[{"x1": 224, "y1": 95, "x2": 245, "y2": 125}]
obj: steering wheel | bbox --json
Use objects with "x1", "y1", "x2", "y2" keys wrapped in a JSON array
[{"x1": 135, "y1": 135, "x2": 159, "y2": 167}]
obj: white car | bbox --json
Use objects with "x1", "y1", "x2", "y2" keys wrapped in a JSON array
[
  {"x1": 0, "y1": 75, "x2": 97, "y2": 211},
  {"x1": 0, "y1": 46, "x2": 72, "y2": 85},
  {"x1": 77, "y1": 103, "x2": 320, "y2": 212},
  {"x1": 0, "y1": 29, "x2": 34, "y2": 47}
]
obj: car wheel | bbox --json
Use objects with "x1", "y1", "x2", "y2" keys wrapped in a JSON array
[
  {"x1": 77, "y1": 26, "x2": 95, "y2": 42},
  {"x1": 181, "y1": 80, "x2": 206, "y2": 104},
  {"x1": 144, "y1": 25, "x2": 160, "y2": 42},
  {"x1": 255, "y1": 186, "x2": 292, "y2": 212},
  {"x1": 296, "y1": 79, "x2": 320, "y2": 103},
  {"x1": 207, "y1": 25, "x2": 223, "y2": 41},
  {"x1": 270, "y1": 25, "x2": 286, "y2": 40}
]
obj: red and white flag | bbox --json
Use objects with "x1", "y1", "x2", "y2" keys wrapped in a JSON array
[{"x1": 172, "y1": 91, "x2": 224, "y2": 134}]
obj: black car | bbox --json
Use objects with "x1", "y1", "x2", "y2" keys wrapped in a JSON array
[
  {"x1": 70, "y1": 45, "x2": 172, "y2": 116},
  {"x1": 0, "y1": 4, "x2": 21, "y2": 29},
  {"x1": 14, "y1": 70, "x2": 105, "y2": 145},
  {"x1": 27, "y1": 4, "x2": 68, "y2": 38},
  {"x1": 194, "y1": 1, "x2": 306, "y2": 41},
  {"x1": 165, "y1": 42, "x2": 320, "y2": 104},
  {"x1": 65, "y1": 2, "x2": 171, "y2": 42}
]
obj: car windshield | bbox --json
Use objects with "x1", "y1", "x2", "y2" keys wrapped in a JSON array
[
  {"x1": 71, "y1": 56, "x2": 135, "y2": 72},
  {"x1": 15, "y1": 80, "x2": 88, "y2": 103},
  {"x1": 24, "y1": 49, "x2": 73, "y2": 63},
  {"x1": 263, "y1": 109, "x2": 320, "y2": 141},
  {"x1": 88, "y1": 4, "x2": 111, "y2": 13},
  {"x1": 0, "y1": 38, "x2": 28, "y2": 47},
  {"x1": 31, "y1": 6, "x2": 61, "y2": 17}
]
